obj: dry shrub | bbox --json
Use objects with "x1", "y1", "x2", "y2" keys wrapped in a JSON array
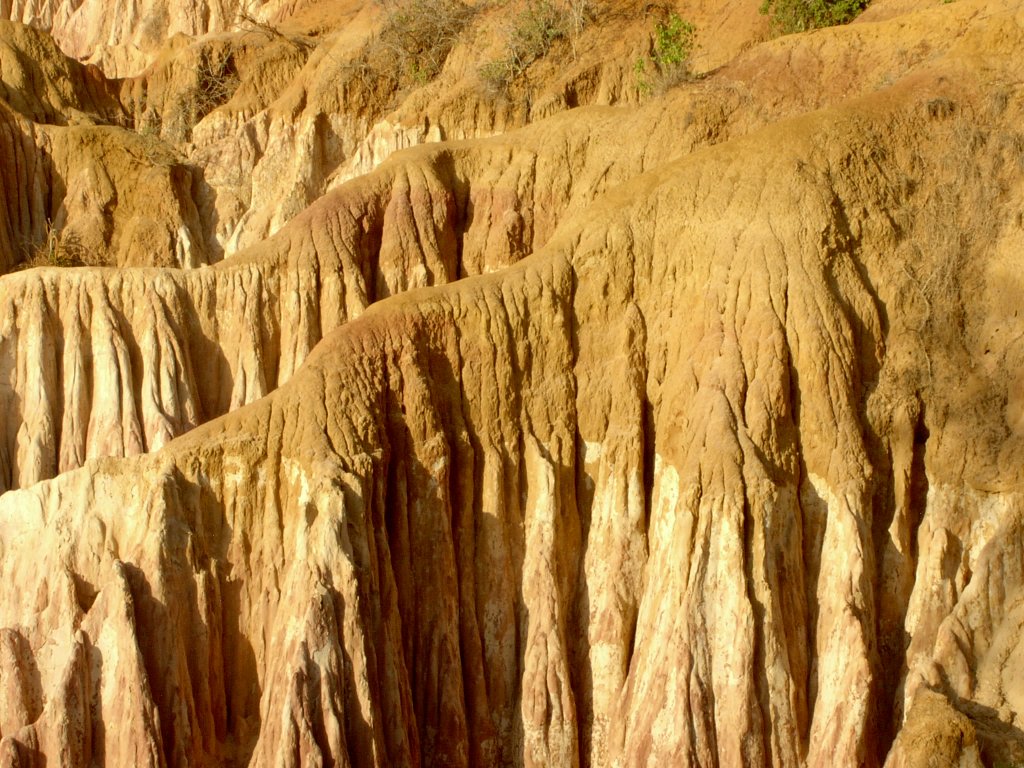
[
  {"x1": 16, "y1": 223, "x2": 104, "y2": 269},
  {"x1": 158, "y1": 49, "x2": 240, "y2": 143},
  {"x1": 479, "y1": 0, "x2": 595, "y2": 95},
  {"x1": 235, "y1": 6, "x2": 312, "y2": 51},
  {"x1": 373, "y1": 0, "x2": 476, "y2": 87},
  {"x1": 192, "y1": 51, "x2": 241, "y2": 121}
]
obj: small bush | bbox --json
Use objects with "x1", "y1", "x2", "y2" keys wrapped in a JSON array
[
  {"x1": 16, "y1": 223, "x2": 98, "y2": 269},
  {"x1": 376, "y1": 0, "x2": 475, "y2": 87},
  {"x1": 137, "y1": 108, "x2": 163, "y2": 138},
  {"x1": 759, "y1": 0, "x2": 867, "y2": 34},
  {"x1": 654, "y1": 12, "x2": 695, "y2": 67},
  {"x1": 479, "y1": 58, "x2": 514, "y2": 94},
  {"x1": 634, "y1": 12, "x2": 696, "y2": 97},
  {"x1": 566, "y1": 0, "x2": 594, "y2": 57},
  {"x1": 634, "y1": 56, "x2": 653, "y2": 96},
  {"x1": 192, "y1": 52, "x2": 241, "y2": 121},
  {"x1": 479, "y1": 0, "x2": 593, "y2": 95},
  {"x1": 158, "y1": 50, "x2": 241, "y2": 142},
  {"x1": 507, "y1": 0, "x2": 567, "y2": 68}
]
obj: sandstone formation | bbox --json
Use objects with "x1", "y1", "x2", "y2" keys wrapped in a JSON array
[
  {"x1": 0, "y1": 129, "x2": 578, "y2": 491},
  {"x1": 2, "y1": 0, "x2": 1024, "y2": 766},
  {"x1": 0, "y1": 22, "x2": 216, "y2": 272},
  {"x1": 1, "y1": 0, "x2": 279, "y2": 75},
  {"x1": 131, "y1": 0, "x2": 656, "y2": 257}
]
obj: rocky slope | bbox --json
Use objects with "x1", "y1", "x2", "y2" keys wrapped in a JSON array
[
  {"x1": 1, "y1": 0, "x2": 279, "y2": 75},
  {"x1": 2, "y1": 0, "x2": 1024, "y2": 766},
  {"x1": 0, "y1": 21, "x2": 218, "y2": 273},
  {"x1": 6, "y1": 0, "x2": 719, "y2": 266}
]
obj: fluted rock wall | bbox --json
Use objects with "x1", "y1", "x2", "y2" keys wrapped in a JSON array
[
  {"x1": 0, "y1": 102, "x2": 213, "y2": 272},
  {"x1": 0, "y1": 132, "x2": 590, "y2": 491},
  {"x1": 1, "y1": 0, "x2": 1024, "y2": 766},
  {"x1": 1, "y1": 0, "x2": 976, "y2": 479}
]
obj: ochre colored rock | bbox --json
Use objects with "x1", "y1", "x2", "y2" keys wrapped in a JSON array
[{"x1": 1, "y1": 0, "x2": 1024, "y2": 766}]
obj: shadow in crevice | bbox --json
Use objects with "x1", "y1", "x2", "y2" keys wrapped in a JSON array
[
  {"x1": 959, "y1": 699, "x2": 1024, "y2": 766},
  {"x1": 870, "y1": 397, "x2": 931, "y2": 754},
  {"x1": 369, "y1": 328, "x2": 601, "y2": 768},
  {"x1": 0, "y1": 627, "x2": 44, "y2": 727},
  {"x1": 319, "y1": 582, "x2": 378, "y2": 768},
  {"x1": 796, "y1": 438, "x2": 826, "y2": 741},
  {"x1": 571, "y1": 425, "x2": 597, "y2": 768},
  {"x1": 118, "y1": 463, "x2": 261, "y2": 768},
  {"x1": 189, "y1": 162, "x2": 226, "y2": 265}
]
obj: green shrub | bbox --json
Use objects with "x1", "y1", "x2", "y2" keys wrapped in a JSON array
[
  {"x1": 654, "y1": 12, "x2": 696, "y2": 68},
  {"x1": 634, "y1": 12, "x2": 696, "y2": 97},
  {"x1": 634, "y1": 56, "x2": 652, "y2": 96},
  {"x1": 759, "y1": 0, "x2": 867, "y2": 33}
]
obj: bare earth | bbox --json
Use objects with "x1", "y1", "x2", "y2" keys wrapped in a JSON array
[{"x1": 0, "y1": 0, "x2": 1023, "y2": 765}]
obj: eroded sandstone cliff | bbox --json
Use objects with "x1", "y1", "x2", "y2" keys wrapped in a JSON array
[{"x1": 1, "y1": 0, "x2": 1024, "y2": 766}]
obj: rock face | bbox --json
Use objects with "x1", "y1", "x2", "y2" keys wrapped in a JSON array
[
  {"x1": 127, "y1": 0, "x2": 655, "y2": 258},
  {"x1": 0, "y1": 22, "x2": 215, "y2": 273},
  {"x1": 2, "y1": 0, "x2": 1024, "y2": 766},
  {"x1": 0, "y1": 133, "x2": 578, "y2": 492},
  {"x1": 0, "y1": 98, "x2": 213, "y2": 272},
  {"x1": 1, "y1": 0, "x2": 275, "y2": 75}
]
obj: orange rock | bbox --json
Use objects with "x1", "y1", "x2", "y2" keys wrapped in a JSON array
[{"x1": 0, "y1": 0, "x2": 1023, "y2": 766}]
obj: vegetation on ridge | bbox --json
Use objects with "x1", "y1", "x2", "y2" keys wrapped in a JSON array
[
  {"x1": 375, "y1": 0, "x2": 476, "y2": 87},
  {"x1": 759, "y1": 0, "x2": 868, "y2": 34},
  {"x1": 634, "y1": 11, "x2": 696, "y2": 97},
  {"x1": 479, "y1": 0, "x2": 594, "y2": 94},
  {"x1": 14, "y1": 221, "x2": 103, "y2": 270}
]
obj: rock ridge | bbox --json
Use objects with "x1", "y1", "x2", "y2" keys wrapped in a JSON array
[{"x1": 1, "y1": 0, "x2": 1024, "y2": 766}]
